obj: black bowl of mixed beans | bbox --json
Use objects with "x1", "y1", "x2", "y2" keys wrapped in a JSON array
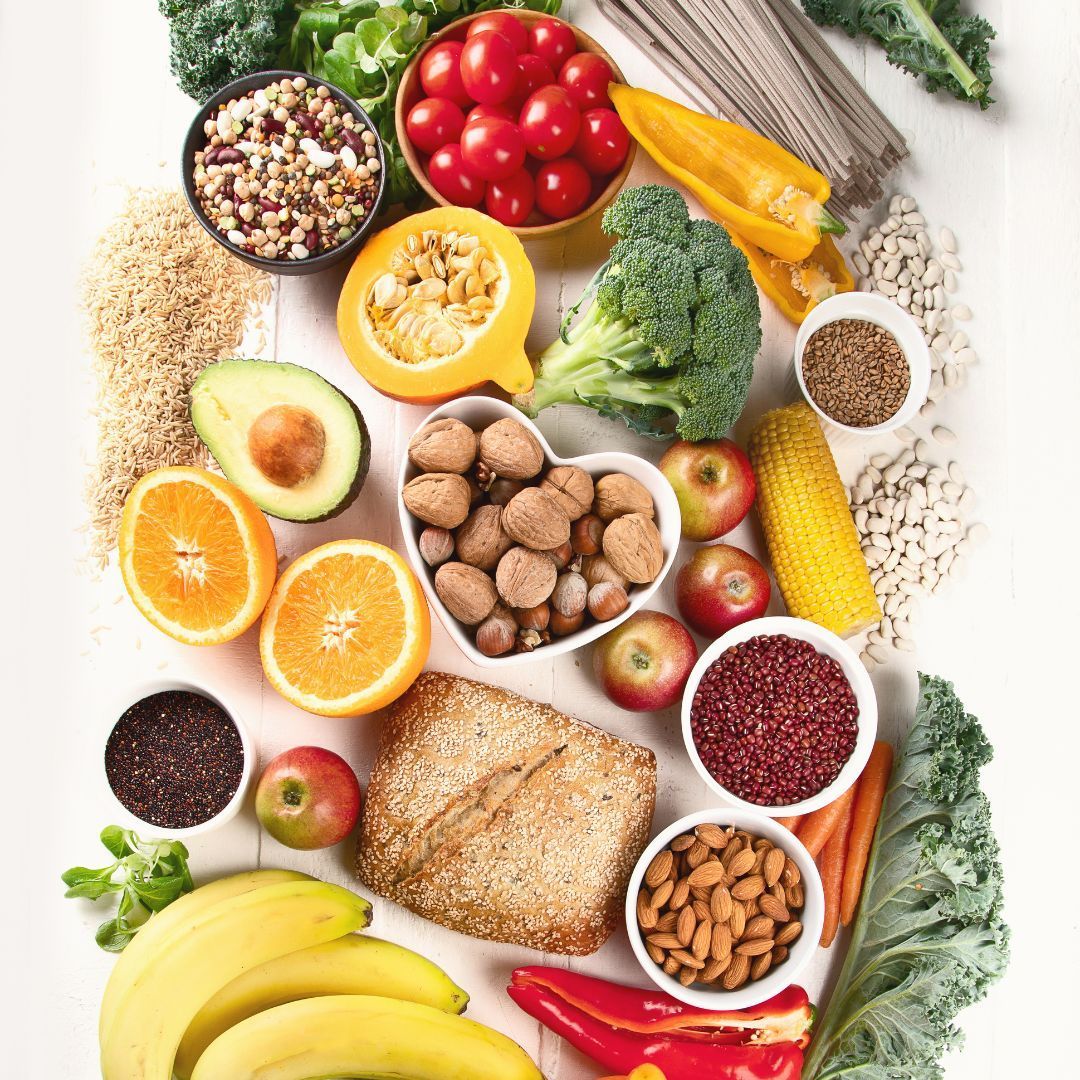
[{"x1": 182, "y1": 71, "x2": 386, "y2": 275}]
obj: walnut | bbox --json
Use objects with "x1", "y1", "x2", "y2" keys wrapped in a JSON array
[
  {"x1": 495, "y1": 546, "x2": 557, "y2": 609},
  {"x1": 593, "y1": 473, "x2": 655, "y2": 522},
  {"x1": 580, "y1": 553, "x2": 629, "y2": 590},
  {"x1": 455, "y1": 505, "x2": 513, "y2": 570},
  {"x1": 540, "y1": 465, "x2": 595, "y2": 521},
  {"x1": 402, "y1": 472, "x2": 472, "y2": 528},
  {"x1": 478, "y1": 418, "x2": 545, "y2": 480},
  {"x1": 407, "y1": 418, "x2": 477, "y2": 474},
  {"x1": 434, "y1": 562, "x2": 498, "y2": 625},
  {"x1": 603, "y1": 513, "x2": 664, "y2": 583},
  {"x1": 502, "y1": 488, "x2": 571, "y2": 550}
]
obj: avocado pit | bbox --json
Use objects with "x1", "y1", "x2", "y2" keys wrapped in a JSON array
[{"x1": 248, "y1": 405, "x2": 326, "y2": 488}]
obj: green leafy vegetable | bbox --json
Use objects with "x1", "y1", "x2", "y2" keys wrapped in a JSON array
[
  {"x1": 61, "y1": 827, "x2": 195, "y2": 952},
  {"x1": 803, "y1": 673, "x2": 1009, "y2": 1080},
  {"x1": 516, "y1": 184, "x2": 762, "y2": 441},
  {"x1": 801, "y1": 1, "x2": 996, "y2": 108}
]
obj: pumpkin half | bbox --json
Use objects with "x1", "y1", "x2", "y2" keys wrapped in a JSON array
[{"x1": 337, "y1": 207, "x2": 535, "y2": 403}]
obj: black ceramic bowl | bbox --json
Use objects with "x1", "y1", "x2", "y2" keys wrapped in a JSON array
[{"x1": 181, "y1": 70, "x2": 386, "y2": 276}]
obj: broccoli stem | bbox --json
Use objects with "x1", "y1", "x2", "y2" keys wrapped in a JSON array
[{"x1": 903, "y1": 0, "x2": 987, "y2": 101}]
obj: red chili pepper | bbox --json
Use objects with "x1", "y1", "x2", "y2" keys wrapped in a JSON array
[
  {"x1": 507, "y1": 984, "x2": 804, "y2": 1080},
  {"x1": 510, "y1": 968, "x2": 813, "y2": 1048}
]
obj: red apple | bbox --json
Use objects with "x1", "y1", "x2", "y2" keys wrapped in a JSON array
[
  {"x1": 592, "y1": 610, "x2": 698, "y2": 712},
  {"x1": 255, "y1": 746, "x2": 361, "y2": 850},
  {"x1": 676, "y1": 544, "x2": 771, "y2": 638},
  {"x1": 659, "y1": 438, "x2": 756, "y2": 542}
]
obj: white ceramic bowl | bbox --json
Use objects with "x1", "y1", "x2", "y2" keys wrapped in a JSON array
[
  {"x1": 681, "y1": 616, "x2": 877, "y2": 816},
  {"x1": 625, "y1": 807, "x2": 825, "y2": 1009},
  {"x1": 794, "y1": 291, "x2": 931, "y2": 435},
  {"x1": 398, "y1": 396, "x2": 681, "y2": 668},
  {"x1": 101, "y1": 678, "x2": 255, "y2": 840}
]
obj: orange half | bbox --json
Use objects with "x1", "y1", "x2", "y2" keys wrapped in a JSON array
[
  {"x1": 259, "y1": 540, "x2": 430, "y2": 717},
  {"x1": 118, "y1": 467, "x2": 278, "y2": 646}
]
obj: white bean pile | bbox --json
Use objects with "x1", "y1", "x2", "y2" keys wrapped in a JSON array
[
  {"x1": 850, "y1": 432, "x2": 988, "y2": 669},
  {"x1": 852, "y1": 195, "x2": 975, "y2": 415}
]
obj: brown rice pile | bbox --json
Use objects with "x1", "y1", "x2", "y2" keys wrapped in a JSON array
[{"x1": 81, "y1": 188, "x2": 272, "y2": 569}]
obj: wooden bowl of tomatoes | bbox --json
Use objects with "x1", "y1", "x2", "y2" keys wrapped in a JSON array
[{"x1": 396, "y1": 9, "x2": 636, "y2": 236}]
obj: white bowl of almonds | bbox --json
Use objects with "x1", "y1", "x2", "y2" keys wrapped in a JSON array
[
  {"x1": 398, "y1": 396, "x2": 681, "y2": 666},
  {"x1": 625, "y1": 809, "x2": 824, "y2": 1009}
]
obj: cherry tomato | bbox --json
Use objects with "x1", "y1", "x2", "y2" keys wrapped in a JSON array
[
  {"x1": 420, "y1": 41, "x2": 470, "y2": 107},
  {"x1": 460, "y1": 30, "x2": 519, "y2": 105},
  {"x1": 529, "y1": 17, "x2": 576, "y2": 71},
  {"x1": 466, "y1": 11, "x2": 528, "y2": 54},
  {"x1": 427, "y1": 143, "x2": 486, "y2": 207},
  {"x1": 466, "y1": 102, "x2": 517, "y2": 125},
  {"x1": 558, "y1": 52, "x2": 615, "y2": 109},
  {"x1": 519, "y1": 85, "x2": 581, "y2": 161},
  {"x1": 573, "y1": 107, "x2": 631, "y2": 175},
  {"x1": 406, "y1": 97, "x2": 466, "y2": 156},
  {"x1": 460, "y1": 117, "x2": 526, "y2": 181},
  {"x1": 486, "y1": 168, "x2": 535, "y2": 226},
  {"x1": 535, "y1": 157, "x2": 592, "y2": 220},
  {"x1": 514, "y1": 53, "x2": 555, "y2": 103}
]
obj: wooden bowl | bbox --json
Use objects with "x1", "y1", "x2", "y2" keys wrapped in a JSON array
[{"x1": 395, "y1": 11, "x2": 636, "y2": 238}]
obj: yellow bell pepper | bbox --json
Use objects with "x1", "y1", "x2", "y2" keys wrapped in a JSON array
[
  {"x1": 610, "y1": 83, "x2": 845, "y2": 263},
  {"x1": 600, "y1": 1067, "x2": 667, "y2": 1080},
  {"x1": 730, "y1": 233, "x2": 854, "y2": 324}
]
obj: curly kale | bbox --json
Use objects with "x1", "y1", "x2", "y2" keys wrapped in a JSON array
[
  {"x1": 516, "y1": 185, "x2": 761, "y2": 441},
  {"x1": 802, "y1": 673, "x2": 1009, "y2": 1080},
  {"x1": 159, "y1": 0, "x2": 292, "y2": 101},
  {"x1": 802, "y1": 1, "x2": 996, "y2": 108}
]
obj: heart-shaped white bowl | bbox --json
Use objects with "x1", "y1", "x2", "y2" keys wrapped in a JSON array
[{"x1": 398, "y1": 397, "x2": 681, "y2": 667}]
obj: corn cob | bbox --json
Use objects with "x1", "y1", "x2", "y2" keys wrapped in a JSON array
[{"x1": 748, "y1": 402, "x2": 880, "y2": 637}]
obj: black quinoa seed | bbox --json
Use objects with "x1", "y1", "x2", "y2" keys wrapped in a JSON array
[{"x1": 105, "y1": 690, "x2": 243, "y2": 829}]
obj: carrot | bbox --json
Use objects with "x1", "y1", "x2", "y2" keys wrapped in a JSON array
[
  {"x1": 819, "y1": 790, "x2": 856, "y2": 947},
  {"x1": 797, "y1": 785, "x2": 855, "y2": 859},
  {"x1": 775, "y1": 815, "x2": 803, "y2": 834},
  {"x1": 840, "y1": 740, "x2": 894, "y2": 926}
]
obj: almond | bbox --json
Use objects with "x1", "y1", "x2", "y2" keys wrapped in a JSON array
[
  {"x1": 692, "y1": 900, "x2": 712, "y2": 922},
  {"x1": 782, "y1": 858, "x2": 801, "y2": 887},
  {"x1": 751, "y1": 952, "x2": 773, "y2": 981},
  {"x1": 721, "y1": 838, "x2": 743, "y2": 867},
  {"x1": 688, "y1": 861, "x2": 727, "y2": 888},
  {"x1": 732, "y1": 874, "x2": 766, "y2": 901},
  {"x1": 744, "y1": 897, "x2": 760, "y2": 918},
  {"x1": 691, "y1": 920, "x2": 713, "y2": 961},
  {"x1": 774, "y1": 921, "x2": 803, "y2": 947},
  {"x1": 637, "y1": 890, "x2": 658, "y2": 930},
  {"x1": 764, "y1": 847, "x2": 786, "y2": 887},
  {"x1": 729, "y1": 902, "x2": 747, "y2": 940},
  {"x1": 710, "y1": 922, "x2": 732, "y2": 960},
  {"x1": 701, "y1": 955, "x2": 731, "y2": 983},
  {"x1": 686, "y1": 840, "x2": 711, "y2": 869},
  {"x1": 735, "y1": 937, "x2": 775, "y2": 957},
  {"x1": 676, "y1": 906, "x2": 697, "y2": 947},
  {"x1": 752, "y1": 847, "x2": 768, "y2": 874},
  {"x1": 645, "y1": 941, "x2": 665, "y2": 965},
  {"x1": 678, "y1": 965, "x2": 698, "y2": 987},
  {"x1": 759, "y1": 895, "x2": 791, "y2": 923},
  {"x1": 786, "y1": 882, "x2": 805, "y2": 908},
  {"x1": 710, "y1": 885, "x2": 733, "y2": 923},
  {"x1": 646, "y1": 933, "x2": 683, "y2": 950},
  {"x1": 722, "y1": 954, "x2": 750, "y2": 990},
  {"x1": 670, "y1": 949, "x2": 705, "y2": 970},
  {"x1": 670, "y1": 833, "x2": 696, "y2": 852},
  {"x1": 743, "y1": 915, "x2": 776, "y2": 940},
  {"x1": 691, "y1": 885, "x2": 714, "y2": 903},
  {"x1": 772, "y1": 945, "x2": 789, "y2": 964},
  {"x1": 656, "y1": 911, "x2": 678, "y2": 933},
  {"x1": 662, "y1": 956, "x2": 681, "y2": 977},
  {"x1": 670, "y1": 878, "x2": 691, "y2": 911},
  {"x1": 726, "y1": 847, "x2": 757, "y2": 878},
  {"x1": 695, "y1": 823, "x2": 729, "y2": 849},
  {"x1": 644, "y1": 849, "x2": 674, "y2": 888},
  {"x1": 650, "y1": 880, "x2": 674, "y2": 909}
]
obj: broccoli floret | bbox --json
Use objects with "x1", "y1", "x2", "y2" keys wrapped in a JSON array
[
  {"x1": 517, "y1": 185, "x2": 761, "y2": 441},
  {"x1": 160, "y1": 0, "x2": 292, "y2": 101}
]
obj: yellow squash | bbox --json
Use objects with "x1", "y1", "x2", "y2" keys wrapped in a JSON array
[
  {"x1": 338, "y1": 206, "x2": 535, "y2": 403},
  {"x1": 610, "y1": 84, "x2": 845, "y2": 262}
]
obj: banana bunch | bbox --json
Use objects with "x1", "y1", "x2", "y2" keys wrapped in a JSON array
[{"x1": 98, "y1": 869, "x2": 541, "y2": 1080}]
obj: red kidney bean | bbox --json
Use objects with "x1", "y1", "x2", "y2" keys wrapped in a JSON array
[
  {"x1": 340, "y1": 128, "x2": 364, "y2": 153},
  {"x1": 689, "y1": 634, "x2": 859, "y2": 806},
  {"x1": 294, "y1": 112, "x2": 322, "y2": 136},
  {"x1": 240, "y1": 223, "x2": 253, "y2": 236},
  {"x1": 261, "y1": 117, "x2": 286, "y2": 135},
  {"x1": 258, "y1": 197, "x2": 283, "y2": 213},
  {"x1": 215, "y1": 147, "x2": 245, "y2": 165},
  {"x1": 203, "y1": 146, "x2": 220, "y2": 167},
  {"x1": 305, "y1": 230, "x2": 318, "y2": 250}
]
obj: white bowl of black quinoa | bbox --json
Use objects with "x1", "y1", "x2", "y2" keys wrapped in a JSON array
[
  {"x1": 182, "y1": 70, "x2": 386, "y2": 276},
  {"x1": 680, "y1": 616, "x2": 877, "y2": 816},
  {"x1": 102, "y1": 679, "x2": 255, "y2": 839}
]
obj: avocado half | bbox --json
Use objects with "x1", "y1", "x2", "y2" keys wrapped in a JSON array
[{"x1": 191, "y1": 359, "x2": 370, "y2": 523}]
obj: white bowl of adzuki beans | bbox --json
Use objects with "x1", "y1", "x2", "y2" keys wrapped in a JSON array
[{"x1": 681, "y1": 616, "x2": 877, "y2": 816}]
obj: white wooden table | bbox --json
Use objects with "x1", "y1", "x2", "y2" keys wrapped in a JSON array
[{"x1": 6, "y1": 0, "x2": 1078, "y2": 1076}]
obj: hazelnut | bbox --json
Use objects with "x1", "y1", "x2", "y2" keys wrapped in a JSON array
[
  {"x1": 588, "y1": 581, "x2": 629, "y2": 621},
  {"x1": 549, "y1": 609, "x2": 585, "y2": 636},
  {"x1": 502, "y1": 487, "x2": 571, "y2": 550},
  {"x1": 475, "y1": 604, "x2": 518, "y2": 657},
  {"x1": 434, "y1": 562, "x2": 498, "y2": 625},
  {"x1": 402, "y1": 472, "x2": 472, "y2": 528},
  {"x1": 580, "y1": 553, "x2": 629, "y2": 590},
  {"x1": 454, "y1": 505, "x2": 513, "y2": 570},
  {"x1": 488, "y1": 477, "x2": 525, "y2": 506},
  {"x1": 594, "y1": 473, "x2": 655, "y2": 522},
  {"x1": 551, "y1": 572, "x2": 588, "y2": 618},
  {"x1": 540, "y1": 465, "x2": 594, "y2": 520},
  {"x1": 546, "y1": 540, "x2": 574, "y2": 570},
  {"x1": 514, "y1": 602, "x2": 550, "y2": 632},
  {"x1": 478, "y1": 418, "x2": 544, "y2": 480},
  {"x1": 571, "y1": 513, "x2": 605, "y2": 555},
  {"x1": 248, "y1": 405, "x2": 325, "y2": 487},
  {"x1": 407, "y1": 418, "x2": 477, "y2": 474},
  {"x1": 418, "y1": 526, "x2": 454, "y2": 567},
  {"x1": 495, "y1": 546, "x2": 557, "y2": 609},
  {"x1": 603, "y1": 513, "x2": 665, "y2": 583}
]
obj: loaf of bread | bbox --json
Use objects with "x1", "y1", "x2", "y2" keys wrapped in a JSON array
[{"x1": 356, "y1": 671, "x2": 657, "y2": 955}]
